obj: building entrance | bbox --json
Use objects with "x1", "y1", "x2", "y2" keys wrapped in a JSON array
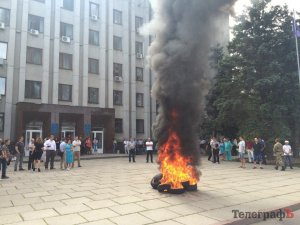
[
  {"x1": 25, "y1": 127, "x2": 42, "y2": 157},
  {"x1": 92, "y1": 131, "x2": 104, "y2": 154}
]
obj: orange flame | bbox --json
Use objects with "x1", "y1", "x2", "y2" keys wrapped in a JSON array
[{"x1": 158, "y1": 131, "x2": 199, "y2": 189}]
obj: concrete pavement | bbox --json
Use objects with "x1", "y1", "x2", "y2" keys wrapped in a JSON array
[{"x1": 0, "y1": 156, "x2": 299, "y2": 225}]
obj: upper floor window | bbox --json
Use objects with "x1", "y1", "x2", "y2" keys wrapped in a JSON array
[
  {"x1": 89, "y1": 2, "x2": 99, "y2": 17},
  {"x1": 113, "y1": 90, "x2": 123, "y2": 105},
  {"x1": 136, "y1": 67, "x2": 143, "y2": 81},
  {"x1": 89, "y1": 30, "x2": 99, "y2": 46},
  {"x1": 25, "y1": 80, "x2": 42, "y2": 99},
  {"x1": 0, "y1": 77, "x2": 6, "y2": 96},
  {"x1": 26, "y1": 47, "x2": 43, "y2": 65},
  {"x1": 115, "y1": 118, "x2": 123, "y2": 133},
  {"x1": 136, "y1": 41, "x2": 143, "y2": 54},
  {"x1": 63, "y1": 0, "x2": 74, "y2": 11},
  {"x1": 88, "y1": 87, "x2": 99, "y2": 104},
  {"x1": 136, "y1": 119, "x2": 144, "y2": 133},
  {"x1": 113, "y1": 36, "x2": 122, "y2": 51},
  {"x1": 0, "y1": 8, "x2": 10, "y2": 26},
  {"x1": 28, "y1": 14, "x2": 44, "y2": 33},
  {"x1": 0, "y1": 42, "x2": 8, "y2": 59},
  {"x1": 60, "y1": 22, "x2": 73, "y2": 39},
  {"x1": 113, "y1": 63, "x2": 122, "y2": 77},
  {"x1": 135, "y1": 16, "x2": 143, "y2": 33},
  {"x1": 113, "y1": 9, "x2": 122, "y2": 25},
  {"x1": 58, "y1": 84, "x2": 72, "y2": 101},
  {"x1": 59, "y1": 53, "x2": 72, "y2": 70},
  {"x1": 136, "y1": 93, "x2": 144, "y2": 107},
  {"x1": 88, "y1": 58, "x2": 99, "y2": 74}
]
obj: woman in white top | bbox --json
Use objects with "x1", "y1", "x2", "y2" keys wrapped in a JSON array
[{"x1": 283, "y1": 140, "x2": 293, "y2": 169}]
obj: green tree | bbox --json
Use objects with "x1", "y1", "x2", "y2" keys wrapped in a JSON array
[{"x1": 204, "y1": 0, "x2": 300, "y2": 153}]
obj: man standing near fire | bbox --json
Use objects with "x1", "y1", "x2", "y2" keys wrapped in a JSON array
[
  {"x1": 128, "y1": 137, "x2": 136, "y2": 163},
  {"x1": 146, "y1": 138, "x2": 154, "y2": 163}
]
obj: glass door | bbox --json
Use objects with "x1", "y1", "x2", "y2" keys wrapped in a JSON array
[
  {"x1": 25, "y1": 130, "x2": 42, "y2": 156},
  {"x1": 92, "y1": 131, "x2": 104, "y2": 153}
]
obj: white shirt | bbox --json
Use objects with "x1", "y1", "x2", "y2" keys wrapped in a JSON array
[
  {"x1": 238, "y1": 141, "x2": 245, "y2": 153},
  {"x1": 60, "y1": 141, "x2": 66, "y2": 152},
  {"x1": 146, "y1": 141, "x2": 153, "y2": 151},
  {"x1": 72, "y1": 140, "x2": 81, "y2": 152},
  {"x1": 44, "y1": 140, "x2": 56, "y2": 151},
  {"x1": 283, "y1": 144, "x2": 292, "y2": 156}
]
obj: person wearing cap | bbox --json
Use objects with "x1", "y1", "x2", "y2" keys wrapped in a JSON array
[
  {"x1": 283, "y1": 140, "x2": 293, "y2": 169},
  {"x1": 273, "y1": 138, "x2": 285, "y2": 171}
]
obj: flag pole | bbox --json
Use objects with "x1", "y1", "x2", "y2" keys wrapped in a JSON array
[{"x1": 293, "y1": 10, "x2": 300, "y2": 87}]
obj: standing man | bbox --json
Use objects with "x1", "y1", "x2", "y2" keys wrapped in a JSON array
[
  {"x1": 123, "y1": 138, "x2": 129, "y2": 154},
  {"x1": 59, "y1": 138, "x2": 67, "y2": 170},
  {"x1": 238, "y1": 136, "x2": 246, "y2": 168},
  {"x1": 283, "y1": 140, "x2": 293, "y2": 169},
  {"x1": 128, "y1": 137, "x2": 136, "y2": 163},
  {"x1": 210, "y1": 137, "x2": 220, "y2": 164},
  {"x1": 72, "y1": 136, "x2": 82, "y2": 167},
  {"x1": 146, "y1": 138, "x2": 154, "y2": 163},
  {"x1": 253, "y1": 137, "x2": 263, "y2": 169},
  {"x1": 14, "y1": 136, "x2": 25, "y2": 171},
  {"x1": 44, "y1": 135, "x2": 56, "y2": 170},
  {"x1": 273, "y1": 138, "x2": 285, "y2": 171}
]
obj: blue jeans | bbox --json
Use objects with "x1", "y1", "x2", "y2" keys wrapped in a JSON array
[{"x1": 284, "y1": 155, "x2": 293, "y2": 168}]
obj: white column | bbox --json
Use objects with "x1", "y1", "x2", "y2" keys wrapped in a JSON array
[
  {"x1": 82, "y1": 0, "x2": 89, "y2": 106},
  {"x1": 107, "y1": 0, "x2": 114, "y2": 108}
]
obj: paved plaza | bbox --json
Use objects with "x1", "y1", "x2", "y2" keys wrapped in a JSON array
[{"x1": 0, "y1": 156, "x2": 300, "y2": 225}]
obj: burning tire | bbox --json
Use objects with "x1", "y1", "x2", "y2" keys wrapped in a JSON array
[
  {"x1": 157, "y1": 184, "x2": 171, "y2": 193},
  {"x1": 151, "y1": 173, "x2": 163, "y2": 189}
]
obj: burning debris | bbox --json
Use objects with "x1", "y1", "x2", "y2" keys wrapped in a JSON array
[{"x1": 147, "y1": 0, "x2": 237, "y2": 194}]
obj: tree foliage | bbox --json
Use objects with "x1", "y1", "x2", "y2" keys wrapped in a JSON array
[{"x1": 204, "y1": 0, "x2": 300, "y2": 151}]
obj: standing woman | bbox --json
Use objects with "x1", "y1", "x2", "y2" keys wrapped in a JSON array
[
  {"x1": 1, "y1": 139, "x2": 10, "y2": 179},
  {"x1": 28, "y1": 138, "x2": 35, "y2": 170},
  {"x1": 65, "y1": 139, "x2": 73, "y2": 171},
  {"x1": 33, "y1": 137, "x2": 44, "y2": 172}
]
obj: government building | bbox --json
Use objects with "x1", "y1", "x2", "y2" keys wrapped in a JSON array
[{"x1": 0, "y1": 0, "x2": 229, "y2": 153}]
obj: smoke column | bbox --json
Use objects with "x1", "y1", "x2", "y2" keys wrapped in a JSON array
[{"x1": 147, "y1": 0, "x2": 237, "y2": 181}]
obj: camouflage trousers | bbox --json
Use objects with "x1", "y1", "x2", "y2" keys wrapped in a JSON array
[{"x1": 275, "y1": 154, "x2": 283, "y2": 166}]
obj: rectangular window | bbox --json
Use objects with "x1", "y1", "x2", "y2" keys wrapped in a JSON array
[
  {"x1": 115, "y1": 118, "x2": 123, "y2": 133},
  {"x1": 33, "y1": 0, "x2": 45, "y2": 3},
  {"x1": 113, "y1": 9, "x2": 122, "y2": 25},
  {"x1": 89, "y1": 29, "x2": 99, "y2": 45},
  {"x1": 88, "y1": 87, "x2": 99, "y2": 104},
  {"x1": 0, "y1": 77, "x2": 6, "y2": 95},
  {"x1": 28, "y1": 14, "x2": 44, "y2": 33},
  {"x1": 113, "y1": 36, "x2": 122, "y2": 51},
  {"x1": 113, "y1": 90, "x2": 122, "y2": 105},
  {"x1": 25, "y1": 80, "x2": 42, "y2": 99},
  {"x1": 135, "y1": 16, "x2": 143, "y2": 33},
  {"x1": 136, "y1": 93, "x2": 144, "y2": 107},
  {"x1": 89, "y1": 2, "x2": 99, "y2": 17},
  {"x1": 136, "y1": 41, "x2": 143, "y2": 54},
  {"x1": 26, "y1": 47, "x2": 43, "y2": 65},
  {"x1": 0, "y1": 42, "x2": 8, "y2": 59},
  {"x1": 62, "y1": 0, "x2": 74, "y2": 11},
  {"x1": 0, "y1": 7, "x2": 10, "y2": 26},
  {"x1": 58, "y1": 84, "x2": 72, "y2": 101},
  {"x1": 136, "y1": 119, "x2": 144, "y2": 133},
  {"x1": 60, "y1": 22, "x2": 73, "y2": 39},
  {"x1": 0, "y1": 113, "x2": 4, "y2": 132},
  {"x1": 113, "y1": 63, "x2": 122, "y2": 77},
  {"x1": 88, "y1": 58, "x2": 99, "y2": 74},
  {"x1": 59, "y1": 53, "x2": 72, "y2": 70},
  {"x1": 136, "y1": 67, "x2": 143, "y2": 81}
]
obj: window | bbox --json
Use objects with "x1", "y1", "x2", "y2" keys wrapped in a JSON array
[
  {"x1": 60, "y1": 22, "x2": 73, "y2": 39},
  {"x1": 59, "y1": 53, "x2": 72, "y2": 70},
  {"x1": 113, "y1": 63, "x2": 122, "y2": 77},
  {"x1": 88, "y1": 87, "x2": 99, "y2": 104},
  {"x1": 115, "y1": 118, "x2": 123, "y2": 133},
  {"x1": 0, "y1": 113, "x2": 4, "y2": 132},
  {"x1": 0, "y1": 42, "x2": 8, "y2": 59},
  {"x1": 113, "y1": 90, "x2": 122, "y2": 105},
  {"x1": 88, "y1": 58, "x2": 99, "y2": 74},
  {"x1": 0, "y1": 77, "x2": 6, "y2": 96},
  {"x1": 28, "y1": 14, "x2": 44, "y2": 33},
  {"x1": 33, "y1": 0, "x2": 45, "y2": 3},
  {"x1": 113, "y1": 9, "x2": 122, "y2": 25},
  {"x1": 58, "y1": 84, "x2": 72, "y2": 101},
  {"x1": 136, "y1": 41, "x2": 143, "y2": 54},
  {"x1": 136, "y1": 119, "x2": 144, "y2": 133},
  {"x1": 0, "y1": 8, "x2": 10, "y2": 26},
  {"x1": 135, "y1": 16, "x2": 143, "y2": 32},
  {"x1": 136, "y1": 93, "x2": 144, "y2": 107},
  {"x1": 136, "y1": 67, "x2": 143, "y2": 81},
  {"x1": 62, "y1": 0, "x2": 74, "y2": 11},
  {"x1": 26, "y1": 47, "x2": 43, "y2": 65},
  {"x1": 25, "y1": 80, "x2": 42, "y2": 99},
  {"x1": 90, "y1": 2, "x2": 99, "y2": 17},
  {"x1": 113, "y1": 36, "x2": 122, "y2": 51},
  {"x1": 89, "y1": 30, "x2": 99, "y2": 45}
]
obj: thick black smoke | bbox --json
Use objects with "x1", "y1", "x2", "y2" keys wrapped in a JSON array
[{"x1": 147, "y1": 0, "x2": 237, "y2": 166}]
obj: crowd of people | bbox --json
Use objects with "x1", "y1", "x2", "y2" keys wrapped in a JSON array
[{"x1": 205, "y1": 136, "x2": 294, "y2": 170}]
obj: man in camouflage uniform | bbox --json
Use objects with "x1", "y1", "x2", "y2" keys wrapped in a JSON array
[{"x1": 273, "y1": 138, "x2": 285, "y2": 171}]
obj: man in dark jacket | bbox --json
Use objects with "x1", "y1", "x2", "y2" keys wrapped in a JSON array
[{"x1": 253, "y1": 138, "x2": 263, "y2": 169}]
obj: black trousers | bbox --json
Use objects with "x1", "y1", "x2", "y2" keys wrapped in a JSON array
[
  {"x1": 28, "y1": 151, "x2": 34, "y2": 170},
  {"x1": 1, "y1": 158, "x2": 7, "y2": 177},
  {"x1": 213, "y1": 149, "x2": 220, "y2": 163},
  {"x1": 208, "y1": 150, "x2": 212, "y2": 161},
  {"x1": 146, "y1": 150, "x2": 153, "y2": 162},
  {"x1": 129, "y1": 149, "x2": 135, "y2": 162},
  {"x1": 45, "y1": 150, "x2": 56, "y2": 169}
]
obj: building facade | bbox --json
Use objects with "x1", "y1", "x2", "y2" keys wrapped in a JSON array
[{"x1": 0, "y1": 0, "x2": 156, "y2": 153}]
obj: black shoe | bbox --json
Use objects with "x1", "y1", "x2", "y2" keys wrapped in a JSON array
[
  {"x1": 281, "y1": 166, "x2": 285, "y2": 171},
  {"x1": 33, "y1": 168, "x2": 35, "y2": 172},
  {"x1": 1, "y1": 176, "x2": 9, "y2": 179},
  {"x1": 19, "y1": 168, "x2": 25, "y2": 171},
  {"x1": 38, "y1": 168, "x2": 41, "y2": 172},
  {"x1": 78, "y1": 165, "x2": 82, "y2": 167},
  {"x1": 50, "y1": 168, "x2": 55, "y2": 170},
  {"x1": 133, "y1": 161, "x2": 136, "y2": 163},
  {"x1": 275, "y1": 166, "x2": 278, "y2": 170},
  {"x1": 290, "y1": 167, "x2": 293, "y2": 169},
  {"x1": 14, "y1": 169, "x2": 17, "y2": 172}
]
